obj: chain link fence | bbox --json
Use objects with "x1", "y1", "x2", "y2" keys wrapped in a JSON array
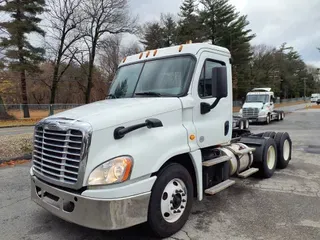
[{"x1": 0, "y1": 97, "x2": 310, "y2": 120}]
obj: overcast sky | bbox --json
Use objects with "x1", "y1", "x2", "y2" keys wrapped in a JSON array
[{"x1": 129, "y1": 0, "x2": 320, "y2": 67}]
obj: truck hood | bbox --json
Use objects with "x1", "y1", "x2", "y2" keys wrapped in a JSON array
[
  {"x1": 48, "y1": 98, "x2": 182, "y2": 131},
  {"x1": 242, "y1": 102, "x2": 264, "y2": 109}
]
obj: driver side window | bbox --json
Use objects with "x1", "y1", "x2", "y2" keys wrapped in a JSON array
[{"x1": 198, "y1": 60, "x2": 224, "y2": 98}]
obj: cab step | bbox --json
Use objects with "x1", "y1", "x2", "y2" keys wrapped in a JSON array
[
  {"x1": 204, "y1": 179, "x2": 235, "y2": 195},
  {"x1": 234, "y1": 147, "x2": 255, "y2": 155},
  {"x1": 238, "y1": 168, "x2": 259, "y2": 178},
  {"x1": 202, "y1": 155, "x2": 231, "y2": 167}
]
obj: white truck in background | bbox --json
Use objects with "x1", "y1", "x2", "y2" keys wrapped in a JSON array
[
  {"x1": 311, "y1": 93, "x2": 320, "y2": 103},
  {"x1": 30, "y1": 43, "x2": 292, "y2": 238},
  {"x1": 239, "y1": 88, "x2": 285, "y2": 124}
]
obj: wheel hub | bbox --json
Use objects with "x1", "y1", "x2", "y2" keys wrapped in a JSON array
[
  {"x1": 267, "y1": 145, "x2": 276, "y2": 170},
  {"x1": 172, "y1": 193, "x2": 182, "y2": 209},
  {"x1": 161, "y1": 178, "x2": 187, "y2": 223}
]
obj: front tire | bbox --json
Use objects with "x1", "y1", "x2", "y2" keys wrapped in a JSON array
[
  {"x1": 265, "y1": 114, "x2": 270, "y2": 125},
  {"x1": 148, "y1": 163, "x2": 194, "y2": 238}
]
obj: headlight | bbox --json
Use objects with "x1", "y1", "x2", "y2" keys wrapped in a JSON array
[
  {"x1": 259, "y1": 110, "x2": 266, "y2": 116},
  {"x1": 88, "y1": 156, "x2": 133, "y2": 186}
]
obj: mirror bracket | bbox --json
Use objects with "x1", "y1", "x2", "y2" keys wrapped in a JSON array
[{"x1": 200, "y1": 99, "x2": 221, "y2": 114}]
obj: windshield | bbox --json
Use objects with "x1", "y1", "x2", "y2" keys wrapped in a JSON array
[
  {"x1": 311, "y1": 94, "x2": 319, "y2": 97},
  {"x1": 246, "y1": 94, "x2": 269, "y2": 103},
  {"x1": 108, "y1": 56, "x2": 195, "y2": 98}
]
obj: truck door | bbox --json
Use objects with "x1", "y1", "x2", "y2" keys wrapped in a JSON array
[
  {"x1": 191, "y1": 52, "x2": 233, "y2": 148},
  {"x1": 270, "y1": 94, "x2": 275, "y2": 112}
]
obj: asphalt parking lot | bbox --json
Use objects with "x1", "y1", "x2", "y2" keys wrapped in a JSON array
[{"x1": 1, "y1": 109, "x2": 320, "y2": 240}]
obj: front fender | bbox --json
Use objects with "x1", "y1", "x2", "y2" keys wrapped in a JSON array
[{"x1": 83, "y1": 109, "x2": 190, "y2": 187}]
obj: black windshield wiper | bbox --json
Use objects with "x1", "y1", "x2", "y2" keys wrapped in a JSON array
[
  {"x1": 106, "y1": 94, "x2": 117, "y2": 99},
  {"x1": 135, "y1": 92, "x2": 162, "y2": 97}
]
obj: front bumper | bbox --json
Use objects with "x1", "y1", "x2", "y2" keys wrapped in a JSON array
[
  {"x1": 246, "y1": 116, "x2": 267, "y2": 123},
  {"x1": 31, "y1": 175, "x2": 151, "y2": 230}
]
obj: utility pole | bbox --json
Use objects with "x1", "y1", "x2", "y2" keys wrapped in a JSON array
[{"x1": 302, "y1": 77, "x2": 307, "y2": 101}]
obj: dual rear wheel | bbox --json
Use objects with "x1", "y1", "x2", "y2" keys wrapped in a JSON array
[{"x1": 259, "y1": 132, "x2": 292, "y2": 177}]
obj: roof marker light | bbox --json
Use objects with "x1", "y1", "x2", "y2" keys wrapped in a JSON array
[
  {"x1": 153, "y1": 49, "x2": 158, "y2": 56},
  {"x1": 146, "y1": 51, "x2": 150, "y2": 58},
  {"x1": 139, "y1": 52, "x2": 143, "y2": 59},
  {"x1": 179, "y1": 45, "x2": 183, "y2": 52},
  {"x1": 122, "y1": 57, "x2": 127, "y2": 63}
]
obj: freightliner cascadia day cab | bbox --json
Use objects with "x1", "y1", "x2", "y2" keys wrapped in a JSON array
[
  {"x1": 239, "y1": 88, "x2": 285, "y2": 124},
  {"x1": 30, "y1": 43, "x2": 293, "y2": 238}
]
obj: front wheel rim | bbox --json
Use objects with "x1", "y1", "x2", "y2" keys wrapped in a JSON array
[
  {"x1": 267, "y1": 146, "x2": 276, "y2": 170},
  {"x1": 161, "y1": 178, "x2": 187, "y2": 223},
  {"x1": 283, "y1": 139, "x2": 290, "y2": 161}
]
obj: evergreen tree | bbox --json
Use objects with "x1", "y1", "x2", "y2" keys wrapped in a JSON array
[
  {"x1": 161, "y1": 13, "x2": 177, "y2": 47},
  {"x1": 140, "y1": 22, "x2": 165, "y2": 50},
  {"x1": 199, "y1": 0, "x2": 255, "y2": 98},
  {"x1": 0, "y1": 0, "x2": 46, "y2": 118},
  {"x1": 140, "y1": 14, "x2": 178, "y2": 50},
  {"x1": 177, "y1": 0, "x2": 204, "y2": 44}
]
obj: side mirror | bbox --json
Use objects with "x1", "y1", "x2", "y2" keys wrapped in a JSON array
[
  {"x1": 212, "y1": 67, "x2": 228, "y2": 99},
  {"x1": 200, "y1": 66, "x2": 228, "y2": 115}
]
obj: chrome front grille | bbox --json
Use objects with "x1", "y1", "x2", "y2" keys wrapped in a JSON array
[
  {"x1": 243, "y1": 108, "x2": 259, "y2": 117},
  {"x1": 32, "y1": 119, "x2": 92, "y2": 189}
]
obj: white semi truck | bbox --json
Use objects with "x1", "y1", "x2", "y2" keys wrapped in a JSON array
[
  {"x1": 311, "y1": 93, "x2": 320, "y2": 103},
  {"x1": 30, "y1": 43, "x2": 292, "y2": 238},
  {"x1": 239, "y1": 88, "x2": 285, "y2": 124}
]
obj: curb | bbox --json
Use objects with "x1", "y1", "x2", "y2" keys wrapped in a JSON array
[{"x1": 0, "y1": 154, "x2": 32, "y2": 164}]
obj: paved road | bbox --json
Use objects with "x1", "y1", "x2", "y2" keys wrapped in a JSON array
[
  {"x1": 1, "y1": 109, "x2": 320, "y2": 240},
  {"x1": 0, "y1": 126, "x2": 34, "y2": 136}
]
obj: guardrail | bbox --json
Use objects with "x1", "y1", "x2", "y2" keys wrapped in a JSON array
[{"x1": 0, "y1": 98, "x2": 310, "y2": 120}]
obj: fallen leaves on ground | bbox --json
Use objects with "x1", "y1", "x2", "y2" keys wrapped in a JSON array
[
  {"x1": 0, "y1": 133, "x2": 33, "y2": 159},
  {"x1": 307, "y1": 105, "x2": 320, "y2": 109},
  {"x1": 0, "y1": 118, "x2": 41, "y2": 127},
  {"x1": 0, "y1": 159, "x2": 31, "y2": 168}
]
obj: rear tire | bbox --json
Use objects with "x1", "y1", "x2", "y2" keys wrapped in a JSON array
[
  {"x1": 275, "y1": 132, "x2": 292, "y2": 169},
  {"x1": 262, "y1": 132, "x2": 276, "y2": 138},
  {"x1": 239, "y1": 120, "x2": 244, "y2": 130},
  {"x1": 244, "y1": 119, "x2": 249, "y2": 129},
  {"x1": 148, "y1": 163, "x2": 194, "y2": 238},
  {"x1": 259, "y1": 138, "x2": 278, "y2": 178},
  {"x1": 277, "y1": 112, "x2": 281, "y2": 121}
]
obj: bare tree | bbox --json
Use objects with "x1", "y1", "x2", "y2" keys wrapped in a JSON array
[
  {"x1": 81, "y1": 0, "x2": 137, "y2": 103},
  {"x1": 99, "y1": 34, "x2": 141, "y2": 86},
  {"x1": 46, "y1": 0, "x2": 84, "y2": 110}
]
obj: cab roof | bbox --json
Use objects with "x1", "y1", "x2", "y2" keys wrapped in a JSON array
[{"x1": 119, "y1": 43, "x2": 231, "y2": 66}]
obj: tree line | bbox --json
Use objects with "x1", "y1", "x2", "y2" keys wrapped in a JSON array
[{"x1": 0, "y1": 0, "x2": 319, "y2": 118}]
